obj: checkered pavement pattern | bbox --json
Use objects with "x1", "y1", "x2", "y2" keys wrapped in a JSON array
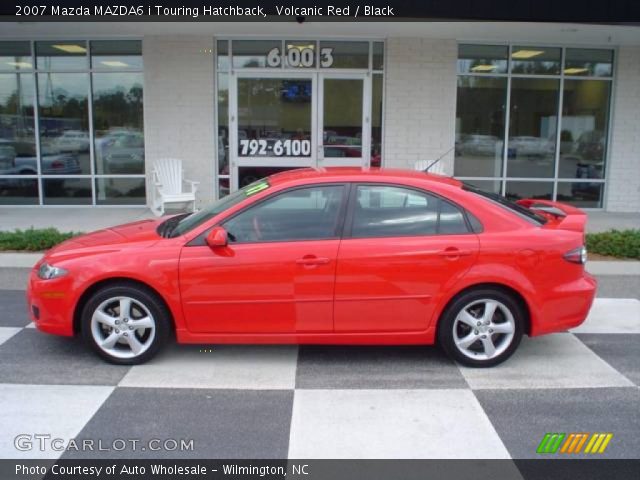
[{"x1": 0, "y1": 289, "x2": 638, "y2": 460}]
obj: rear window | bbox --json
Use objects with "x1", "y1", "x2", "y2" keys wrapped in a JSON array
[{"x1": 463, "y1": 183, "x2": 548, "y2": 226}]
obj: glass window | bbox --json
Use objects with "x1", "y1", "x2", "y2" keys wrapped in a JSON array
[
  {"x1": 556, "y1": 181, "x2": 603, "y2": 208},
  {"x1": 564, "y1": 49, "x2": 613, "y2": 77},
  {"x1": 507, "y1": 78, "x2": 559, "y2": 178},
  {"x1": 218, "y1": 178, "x2": 230, "y2": 198},
  {"x1": 351, "y1": 185, "x2": 442, "y2": 238},
  {"x1": 455, "y1": 46, "x2": 613, "y2": 209},
  {"x1": 505, "y1": 181, "x2": 553, "y2": 201},
  {"x1": 558, "y1": 80, "x2": 611, "y2": 179},
  {"x1": 439, "y1": 200, "x2": 469, "y2": 235},
  {"x1": 92, "y1": 72, "x2": 144, "y2": 174},
  {"x1": 42, "y1": 177, "x2": 92, "y2": 205},
  {"x1": 37, "y1": 73, "x2": 90, "y2": 175},
  {"x1": 224, "y1": 185, "x2": 346, "y2": 243},
  {"x1": 371, "y1": 74, "x2": 383, "y2": 167},
  {"x1": 454, "y1": 76, "x2": 507, "y2": 177},
  {"x1": 238, "y1": 166, "x2": 291, "y2": 189},
  {"x1": 372, "y1": 42, "x2": 384, "y2": 70},
  {"x1": 322, "y1": 78, "x2": 362, "y2": 158},
  {"x1": 172, "y1": 178, "x2": 272, "y2": 237},
  {"x1": 0, "y1": 42, "x2": 32, "y2": 71},
  {"x1": 463, "y1": 180, "x2": 502, "y2": 194},
  {"x1": 232, "y1": 40, "x2": 282, "y2": 68},
  {"x1": 0, "y1": 178, "x2": 38, "y2": 204},
  {"x1": 217, "y1": 73, "x2": 229, "y2": 175},
  {"x1": 0, "y1": 40, "x2": 144, "y2": 206},
  {"x1": 36, "y1": 41, "x2": 88, "y2": 70},
  {"x1": 463, "y1": 184, "x2": 547, "y2": 225},
  {"x1": 217, "y1": 40, "x2": 229, "y2": 70},
  {"x1": 458, "y1": 45, "x2": 508, "y2": 74},
  {"x1": 95, "y1": 177, "x2": 145, "y2": 205},
  {"x1": 511, "y1": 46, "x2": 561, "y2": 75},
  {"x1": 90, "y1": 40, "x2": 142, "y2": 70},
  {"x1": 0, "y1": 74, "x2": 36, "y2": 176},
  {"x1": 319, "y1": 41, "x2": 368, "y2": 69},
  {"x1": 237, "y1": 77, "x2": 312, "y2": 158}
]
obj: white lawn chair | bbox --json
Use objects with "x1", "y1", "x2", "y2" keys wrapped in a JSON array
[{"x1": 150, "y1": 158, "x2": 199, "y2": 216}]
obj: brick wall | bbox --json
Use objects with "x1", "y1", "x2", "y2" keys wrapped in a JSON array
[
  {"x1": 142, "y1": 36, "x2": 215, "y2": 209},
  {"x1": 606, "y1": 46, "x2": 640, "y2": 212},
  {"x1": 383, "y1": 38, "x2": 458, "y2": 175}
]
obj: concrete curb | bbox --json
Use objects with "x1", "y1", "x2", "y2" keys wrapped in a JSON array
[
  {"x1": 586, "y1": 261, "x2": 640, "y2": 276},
  {"x1": 0, "y1": 253, "x2": 43, "y2": 268},
  {"x1": 0, "y1": 252, "x2": 638, "y2": 275}
]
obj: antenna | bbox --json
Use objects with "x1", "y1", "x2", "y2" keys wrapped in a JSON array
[{"x1": 424, "y1": 145, "x2": 455, "y2": 172}]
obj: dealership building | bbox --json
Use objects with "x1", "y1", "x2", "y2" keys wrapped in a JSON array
[{"x1": 0, "y1": 21, "x2": 639, "y2": 212}]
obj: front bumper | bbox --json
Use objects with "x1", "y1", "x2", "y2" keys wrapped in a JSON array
[
  {"x1": 530, "y1": 272, "x2": 597, "y2": 336},
  {"x1": 26, "y1": 269, "x2": 75, "y2": 337}
]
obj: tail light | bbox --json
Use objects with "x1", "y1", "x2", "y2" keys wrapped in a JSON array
[
  {"x1": 564, "y1": 246, "x2": 587, "y2": 265},
  {"x1": 51, "y1": 160, "x2": 64, "y2": 169}
]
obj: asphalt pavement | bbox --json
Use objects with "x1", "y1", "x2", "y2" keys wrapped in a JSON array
[{"x1": 0, "y1": 267, "x2": 638, "y2": 461}]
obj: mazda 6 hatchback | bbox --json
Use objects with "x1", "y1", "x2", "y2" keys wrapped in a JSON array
[{"x1": 27, "y1": 168, "x2": 597, "y2": 367}]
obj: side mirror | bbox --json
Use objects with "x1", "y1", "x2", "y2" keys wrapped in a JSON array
[{"x1": 205, "y1": 226, "x2": 228, "y2": 248}]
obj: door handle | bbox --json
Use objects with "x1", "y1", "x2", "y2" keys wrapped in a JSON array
[
  {"x1": 296, "y1": 256, "x2": 331, "y2": 266},
  {"x1": 437, "y1": 248, "x2": 473, "y2": 258}
]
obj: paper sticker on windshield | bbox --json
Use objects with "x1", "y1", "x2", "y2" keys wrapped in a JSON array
[{"x1": 244, "y1": 181, "x2": 269, "y2": 197}]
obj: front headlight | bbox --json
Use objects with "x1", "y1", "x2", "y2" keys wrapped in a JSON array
[{"x1": 37, "y1": 262, "x2": 69, "y2": 280}]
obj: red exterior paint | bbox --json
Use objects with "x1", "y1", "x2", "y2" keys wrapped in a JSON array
[{"x1": 26, "y1": 167, "x2": 597, "y2": 345}]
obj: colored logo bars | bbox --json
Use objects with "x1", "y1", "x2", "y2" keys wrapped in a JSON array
[{"x1": 537, "y1": 433, "x2": 613, "y2": 454}]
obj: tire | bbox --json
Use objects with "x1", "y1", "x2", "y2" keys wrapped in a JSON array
[
  {"x1": 81, "y1": 283, "x2": 171, "y2": 365},
  {"x1": 438, "y1": 288, "x2": 524, "y2": 368}
]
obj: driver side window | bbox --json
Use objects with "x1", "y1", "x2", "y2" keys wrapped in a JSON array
[{"x1": 223, "y1": 185, "x2": 346, "y2": 243}]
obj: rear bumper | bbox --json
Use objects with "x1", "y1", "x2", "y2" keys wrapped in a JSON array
[
  {"x1": 530, "y1": 272, "x2": 597, "y2": 336},
  {"x1": 26, "y1": 270, "x2": 75, "y2": 337}
]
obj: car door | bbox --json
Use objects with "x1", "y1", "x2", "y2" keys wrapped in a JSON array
[
  {"x1": 179, "y1": 184, "x2": 347, "y2": 334},
  {"x1": 334, "y1": 184, "x2": 479, "y2": 332}
]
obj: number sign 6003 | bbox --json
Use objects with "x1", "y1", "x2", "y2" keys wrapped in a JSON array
[{"x1": 266, "y1": 46, "x2": 333, "y2": 68}]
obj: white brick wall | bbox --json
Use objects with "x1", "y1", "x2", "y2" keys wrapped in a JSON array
[
  {"x1": 142, "y1": 36, "x2": 215, "y2": 208},
  {"x1": 383, "y1": 38, "x2": 458, "y2": 174},
  {"x1": 606, "y1": 46, "x2": 640, "y2": 213}
]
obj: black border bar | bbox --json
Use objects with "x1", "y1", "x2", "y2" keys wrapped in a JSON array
[
  {"x1": 3, "y1": 0, "x2": 640, "y2": 22},
  {"x1": 2, "y1": 459, "x2": 640, "y2": 480}
]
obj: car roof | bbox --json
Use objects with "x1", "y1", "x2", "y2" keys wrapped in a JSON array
[{"x1": 267, "y1": 167, "x2": 463, "y2": 188}]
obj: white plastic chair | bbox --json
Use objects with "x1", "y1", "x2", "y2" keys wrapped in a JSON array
[{"x1": 150, "y1": 158, "x2": 199, "y2": 216}]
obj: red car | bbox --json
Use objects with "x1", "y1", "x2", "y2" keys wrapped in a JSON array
[{"x1": 27, "y1": 168, "x2": 596, "y2": 367}]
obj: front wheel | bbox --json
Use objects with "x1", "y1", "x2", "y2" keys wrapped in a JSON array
[
  {"x1": 438, "y1": 289, "x2": 524, "y2": 367},
  {"x1": 81, "y1": 284, "x2": 170, "y2": 365}
]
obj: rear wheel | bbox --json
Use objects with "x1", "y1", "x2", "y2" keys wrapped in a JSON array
[
  {"x1": 438, "y1": 289, "x2": 524, "y2": 367},
  {"x1": 81, "y1": 284, "x2": 170, "y2": 365}
]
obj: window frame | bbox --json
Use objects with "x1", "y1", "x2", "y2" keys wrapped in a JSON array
[
  {"x1": 0, "y1": 38, "x2": 144, "y2": 207},
  {"x1": 342, "y1": 182, "x2": 476, "y2": 239},
  {"x1": 218, "y1": 182, "x2": 351, "y2": 245},
  {"x1": 454, "y1": 43, "x2": 616, "y2": 210}
]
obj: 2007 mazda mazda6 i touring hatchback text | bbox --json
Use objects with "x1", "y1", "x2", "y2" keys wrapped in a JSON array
[{"x1": 27, "y1": 168, "x2": 597, "y2": 367}]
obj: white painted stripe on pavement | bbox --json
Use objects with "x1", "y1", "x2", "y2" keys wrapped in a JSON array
[{"x1": 571, "y1": 298, "x2": 640, "y2": 334}]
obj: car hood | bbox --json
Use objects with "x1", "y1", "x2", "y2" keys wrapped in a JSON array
[{"x1": 47, "y1": 218, "x2": 165, "y2": 257}]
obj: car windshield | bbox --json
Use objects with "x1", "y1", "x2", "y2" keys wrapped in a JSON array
[
  {"x1": 169, "y1": 179, "x2": 271, "y2": 237},
  {"x1": 462, "y1": 183, "x2": 548, "y2": 225}
]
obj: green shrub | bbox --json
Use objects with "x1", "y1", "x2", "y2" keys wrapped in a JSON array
[
  {"x1": 0, "y1": 228, "x2": 80, "y2": 252},
  {"x1": 586, "y1": 229, "x2": 640, "y2": 260}
]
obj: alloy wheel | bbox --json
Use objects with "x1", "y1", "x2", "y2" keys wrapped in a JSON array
[
  {"x1": 452, "y1": 299, "x2": 516, "y2": 361},
  {"x1": 90, "y1": 296, "x2": 156, "y2": 359}
]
